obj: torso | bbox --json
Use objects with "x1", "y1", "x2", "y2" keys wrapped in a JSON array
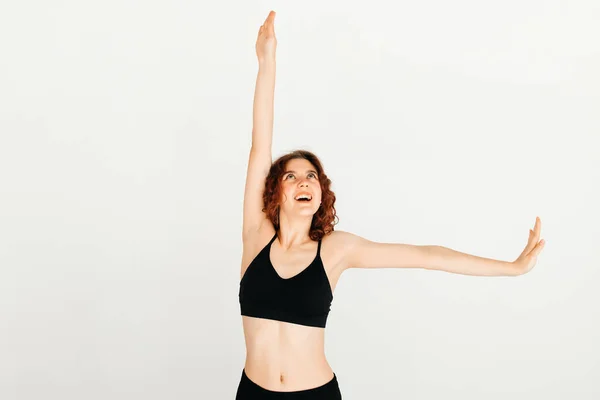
[{"x1": 239, "y1": 221, "x2": 348, "y2": 391}]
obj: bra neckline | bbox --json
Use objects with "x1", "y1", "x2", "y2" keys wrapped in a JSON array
[{"x1": 267, "y1": 233, "x2": 320, "y2": 281}]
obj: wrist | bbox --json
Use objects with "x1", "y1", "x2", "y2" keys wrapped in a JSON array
[
  {"x1": 258, "y1": 58, "x2": 276, "y2": 69},
  {"x1": 509, "y1": 261, "x2": 524, "y2": 276}
]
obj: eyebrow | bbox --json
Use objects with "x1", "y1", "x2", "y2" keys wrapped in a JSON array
[{"x1": 283, "y1": 170, "x2": 318, "y2": 175}]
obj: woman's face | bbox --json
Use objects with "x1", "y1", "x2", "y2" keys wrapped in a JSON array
[{"x1": 279, "y1": 158, "x2": 322, "y2": 217}]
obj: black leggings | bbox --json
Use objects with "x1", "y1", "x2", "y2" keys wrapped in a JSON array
[{"x1": 235, "y1": 369, "x2": 342, "y2": 399}]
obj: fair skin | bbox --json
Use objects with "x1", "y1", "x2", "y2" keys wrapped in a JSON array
[
  {"x1": 240, "y1": 10, "x2": 546, "y2": 392},
  {"x1": 276, "y1": 158, "x2": 323, "y2": 249}
]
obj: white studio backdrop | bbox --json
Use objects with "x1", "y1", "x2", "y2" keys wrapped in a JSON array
[{"x1": 1, "y1": 1, "x2": 599, "y2": 399}]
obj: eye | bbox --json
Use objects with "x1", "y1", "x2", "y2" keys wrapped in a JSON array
[{"x1": 285, "y1": 172, "x2": 317, "y2": 180}]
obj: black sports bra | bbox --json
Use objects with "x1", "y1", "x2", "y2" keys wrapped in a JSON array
[{"x1": 239, "y1": 232, "x2": 333, "y2": 328}]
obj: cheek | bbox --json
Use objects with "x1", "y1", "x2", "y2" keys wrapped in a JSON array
[{"x1": 282, "y1": 188, "x2": 294, "y2": 203}]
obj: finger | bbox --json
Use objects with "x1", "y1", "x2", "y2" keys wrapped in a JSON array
[
  {"x1": 528, "y1": 218, "x2": 539, "y2": 245},
  {"x1": 526, "y1": 229, "x2": 536, "y2": 251},
  {"x1": 264, "y1": 11, "x2": 273, "y2": 24},
  {"x1": 266, "y1": 11, "x2": 275, "y2": 28},
  {"x1": 532, "y1": 239, "x2": 545, "y2": 257}
]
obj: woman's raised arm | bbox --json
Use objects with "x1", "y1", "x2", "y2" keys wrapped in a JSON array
[{"x1": 242, "y1": 11, "x2": 277, "y2": 239}]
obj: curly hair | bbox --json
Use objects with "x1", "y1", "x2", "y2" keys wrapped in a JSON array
[{"x1": 262, "y1": 150, "x2": 339, "y2": 241}]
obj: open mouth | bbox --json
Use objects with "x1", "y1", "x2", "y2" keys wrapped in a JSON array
[{"x1": 294, "y1": 194, "x2": 312, "y2": 202}]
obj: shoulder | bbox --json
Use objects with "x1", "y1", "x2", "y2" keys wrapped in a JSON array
[
  {"x1": 321, "y1": 230, "x2": 364, "y2": 271},
  {"x1": 323, "y1": 230, "x2": 361, "y2": 247}
]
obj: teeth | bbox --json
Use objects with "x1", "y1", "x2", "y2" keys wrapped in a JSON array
[{"x1": 295, "y1": 194, "x2": 312, "y2": 200}]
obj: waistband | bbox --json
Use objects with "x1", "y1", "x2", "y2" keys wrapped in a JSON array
[{"x1": 238, "y1": 368, "x2": 341, "y2": 398}]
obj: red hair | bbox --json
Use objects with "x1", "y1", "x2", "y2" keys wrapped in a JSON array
[{"x1": 262, "y1": 150, "x2": 339, "y2": 241}]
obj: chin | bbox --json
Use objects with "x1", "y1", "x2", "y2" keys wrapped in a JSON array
[{"x1": 298, "y1": 207, "x2": 319, "y2": 216}]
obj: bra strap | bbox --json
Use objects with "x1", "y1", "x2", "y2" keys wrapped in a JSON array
[{"x1": 269, "y1": 232, "x2": 278, "y2": 246}]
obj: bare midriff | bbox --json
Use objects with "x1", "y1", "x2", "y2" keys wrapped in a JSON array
[{"x1": 241, "y1": 315, "x2": 334, "y2": 392}]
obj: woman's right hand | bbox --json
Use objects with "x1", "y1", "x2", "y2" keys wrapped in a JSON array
[{"x1": 255, "y1": 11, "x2": 277, "y2": 65}]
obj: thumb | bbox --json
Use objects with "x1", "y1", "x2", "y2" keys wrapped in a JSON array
[{"x1": 531, "y1": 239, "x2": 546, "y2": 257}]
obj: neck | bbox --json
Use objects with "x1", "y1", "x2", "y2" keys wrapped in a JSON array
[{"x1": 277, "y1": 212, "x2": 314, "y2": 249}]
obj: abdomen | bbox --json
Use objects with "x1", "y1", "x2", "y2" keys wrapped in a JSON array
[{"x1": 241, "y1": 316, "x2": 334, "y2": 391}]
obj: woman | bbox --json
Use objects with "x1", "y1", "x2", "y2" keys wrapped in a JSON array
[{"x1": 236, "y1": 11, "x2": 545, "y2": 399}]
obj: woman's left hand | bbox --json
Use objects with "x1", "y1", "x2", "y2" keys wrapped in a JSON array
[{"x1": 512, "y1": 216, "x2": 546, "y2": 275}]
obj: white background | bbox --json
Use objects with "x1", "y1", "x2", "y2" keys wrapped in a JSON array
[{"x1": 1, "y1": 1, "x2": 599, "y2": 399}]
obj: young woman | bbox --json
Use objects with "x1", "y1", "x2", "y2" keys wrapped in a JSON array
[{"x1": 236, "y1": 11, "x2": 545, "y2": 399}]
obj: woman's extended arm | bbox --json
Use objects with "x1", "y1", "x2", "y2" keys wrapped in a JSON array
[
  {"x1": 242, "y1": 11, "x2": 278, "y2": 238},
  {"x1": 337, "y1": 217, "x2": 545, "y2": 276}
]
